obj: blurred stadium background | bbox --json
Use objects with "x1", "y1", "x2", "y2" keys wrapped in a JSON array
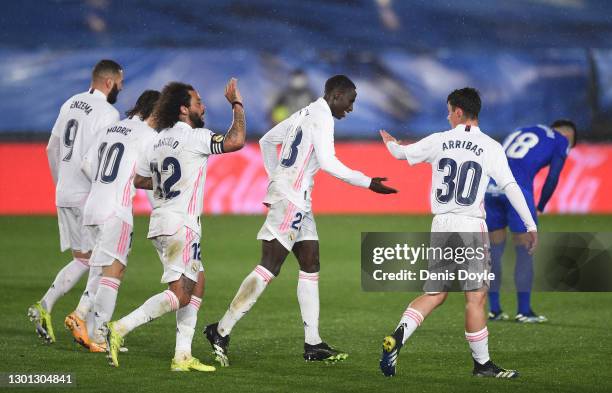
[
  {"x1": 2, "y1": 0, "x2": 612, "y2": 215},
  {"x1": 1, "y1": 2, "x2": 612, "y2": 392}
]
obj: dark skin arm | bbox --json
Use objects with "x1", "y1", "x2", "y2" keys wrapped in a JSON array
[
  {"x1": 221, "y1": 78, "x2": 246, "y2": 153},
  {"x1": 134, "y1": 174, "x2": 152, "y2": 190}
]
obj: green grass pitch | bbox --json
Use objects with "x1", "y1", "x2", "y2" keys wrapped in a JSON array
[{"x1": 1, "y1": 214, "x2": 611, "y2": 393}]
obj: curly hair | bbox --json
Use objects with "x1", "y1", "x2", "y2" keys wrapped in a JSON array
[
  {"x1": 151, "y1": 82, "x2": 195, "y2": 131},
  {"x1": 125, "y1": 90, "x2": 161, "y2": 121}
]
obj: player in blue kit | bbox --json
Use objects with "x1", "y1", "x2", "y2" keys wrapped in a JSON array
[{"x1": 485, "y1": 120, "x2": 577, "y2": 323}]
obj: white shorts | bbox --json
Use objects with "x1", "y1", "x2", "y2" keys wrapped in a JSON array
[
  {"x1": 57, "y1": 207, "x2": 94, "y2": 253},
  {"x1": 426, "y1": 214, "x2": 491, "y2": 293},
  {"x1": 431, "y1": 213, "x2": 489, "y2": 234},
  {"x1": 88, "y1": 216, "x2": 133, "y2": 267},
  {"x1": 256, "y1": 199, "x2": 319, "y2": 251},
  {"x1": 151, "y1": 226, "x2": 203, "y2": 284}
]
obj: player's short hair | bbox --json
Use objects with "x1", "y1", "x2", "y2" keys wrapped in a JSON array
[
  {"x1": 324, "y1": 75, "x2": 356, "y2": 95},
  {"x1": 447, "y1": 87, "x2": 481, "y2": 119},
  {"x1": 92, "y1": 59, "x2": 123, "y2": 80},
  {"x1": 125, "y1": 90, "x2": 161, "y2": 121},
  {"x1": 151, "y1": 82, "x2": 195, "y2": 131},
  {"x1": 551, "y1": 119, "x2": 577, "y2": 147}
]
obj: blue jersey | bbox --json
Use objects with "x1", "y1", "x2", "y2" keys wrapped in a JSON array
[{"x1": 503, "y1": 125, "x2": 569, "y2": 195}]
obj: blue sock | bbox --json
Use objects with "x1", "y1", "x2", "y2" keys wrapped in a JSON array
[
  {"x1": 488, "y1": 240, "x2": 506, "y2": 313},
  {"x1": 514, "y1": 245, "x2": 533, "y2": 315}
]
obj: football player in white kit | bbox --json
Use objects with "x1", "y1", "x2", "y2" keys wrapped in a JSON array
[
  {"x1": 76, "y1": 90, "x2": 161, "y2": 352},
  {"x1": 103, "y1": 78, "x2": 245, "y2": 371},
  {"x1": 378, "y1": 88, "x2": 537, "y2": 378},
  {"x1": 28, "y1": 60, "x2": 123, "y2": 344},
  {"x1": 205, "y1": 75, "x2": 397, "y2": 366}
]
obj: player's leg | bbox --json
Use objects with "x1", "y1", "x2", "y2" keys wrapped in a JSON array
[
  {"x1": 172, "y1": 271, "x2": 215, "y2": 372},
  {"x1": 87, "y1": 260, "x2": 125, "y2": 351},
  {"x1": 217, "y1": 238, "x2": 288, "y2": 335},
  {"x1": 379, "y1": 292, "x2": 448, "y2": 376},
  {"x1": 89, "y1": 219, "x2": 133, "y2": 349},
  {"x1": 293, "y1": 236, "x2": 348, "y2": 362},
  {"x1": 28, "y1": 207, "x2": 91, "y2": 344},
  {"x1": 205, "y1": 239, "x2": 289, "y2": 366},
  {"x1": 293, "y1": 240, "x2": 321, "y2": 345},
  {"x1": 465, "y1": 290, "x2": 518, "y2": 378},
  {"x1": 206, "y1": 200, "x2": 297, "y2": 366},
  {"x1": 103, "y1": 227, "x2": 197, "y2": 367},
  {"x1": 507, "y1": 192, "x2": 545, "y2": 323},
  {"x1": 65, "y1": 215, "x2": 99, "y2": 345},
  {"x1": 484, "y1": 193, "x2": 509, "y2": 320}
]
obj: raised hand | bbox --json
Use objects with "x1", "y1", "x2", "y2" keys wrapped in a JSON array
[
  {"x1": 224, "y1": 78, "x2": 243, "y2": 105},
  {"x1": 379, "y1": 129, "x2": 398, "y2": 144}
]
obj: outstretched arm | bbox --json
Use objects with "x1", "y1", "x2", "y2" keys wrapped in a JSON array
[
  {"x1": 380, "y1": 130, "x2": 407, "y2": 160},
  {"x1": 221, "y1": 78, "x2": 246, "y2": 153},
  {"x1": 537, "y1": 154, "x2": 566, "y2": 213},
  {"x1": 312, "y1": 123, "x2": 396, "y2": 194}
]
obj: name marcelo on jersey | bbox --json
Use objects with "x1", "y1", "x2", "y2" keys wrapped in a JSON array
[
  {"x1": 154, "y1": 137, "x2": 179, "y2": 150},
  {"x1": 442, "y1": 140, "x2": 484, "y2": 156}
]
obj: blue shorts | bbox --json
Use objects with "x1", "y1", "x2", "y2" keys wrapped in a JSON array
[{"x1": 485, "y1": 188, "x2": 537, "y2": 233}]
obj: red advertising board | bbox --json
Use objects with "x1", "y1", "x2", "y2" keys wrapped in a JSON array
[{"x1": 1, "y1": 142, "x2": 611, "y2": 215}]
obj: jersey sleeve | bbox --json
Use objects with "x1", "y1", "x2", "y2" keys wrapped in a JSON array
[
  {"x1": 311, "y1": 118, "x2": 371, "y2": 188},
  {"x1": 536, "y1": 138, "x2": 569, "y2": 212},
  {"x1": 488, "y1": 143, "x2": 516, "y2": 189},
  {"x1": 50, "y1": 102, "x2": 68, "y2": 137},
  {"x1": 259, "y1": 115, "x2": 293, "y2": 176},
  {"x1": 192, "y1": 129, "x2": 225, "y2": 156},
  {"x1": 402, "y1": 133, "x2": 439, "y2": 165}
]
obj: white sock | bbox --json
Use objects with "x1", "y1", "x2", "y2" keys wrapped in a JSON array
[
  {"x1": 175, "y1": 296, "x2": 201, "y2": 361},
  {"x1": 92, "y1": 277, "x2": 121, "y2": 343},
  {"x1": 114, "y1": 290, "x2": 179, "y2": 337},
  {"x1": 217, "y1": 265, "x2": 274, "y2": 336},
  {"x1": 465, "y1": 327, "x2": 490, "y2": 365},
  {"x1": 40, "y1": 258, "x2": 89, "y2": 312},
  {"x1": 75, "y1": 266, "x2": 102, "y2": 320},
  {"x1": 397, "y1": 307, "x2": 424, "y2": 344},
  {"x1": 297, "y1": 271, "x2": 322, "y2": 345}
]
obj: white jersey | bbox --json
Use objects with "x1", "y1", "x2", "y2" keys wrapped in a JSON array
[
  {"x1": 50, "y1": 89, "x2": 120, "y2": 207},
  {"x1": 260, "y1": 97, "x2": 371, "y2": 212},
  {"x1": 136, "y1": 121, "x2": 225, "y2": 238},
  {"x1": 398, "y1": 124, "x2": 516, "y2": 219},
  {"x1": 82, "y1": 117, "x2": 157, "y2": 226}
]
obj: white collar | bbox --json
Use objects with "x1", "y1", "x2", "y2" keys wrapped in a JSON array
[
  {"x1": 174, "y1": 121, "x2": 193, "y2": 130},
  {"x1": 88, "y1": 88, "x2": 108, "y2": 100},
  {"x1": 315, "y1": 97, "x2": 332, "y2": 116},
  {"x1": 454, "y1": 124, "x2": 481, "y2": 133}
]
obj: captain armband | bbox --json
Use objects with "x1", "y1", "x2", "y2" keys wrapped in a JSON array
[{"x1": 210, "y1": 133, "x2": 225, "y2": 154}]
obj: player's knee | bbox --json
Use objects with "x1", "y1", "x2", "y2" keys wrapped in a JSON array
[
  {"x1": 299, "y1": 255, "x2": 319, "y2": 273},
  {"x1": 427, "y1": 292, "x2": 448, "y2": 307},
  {"x1": 261, "y1": 260, "x2": 282, "y2": 276},
  {"x1": 175, "y1": 290, "x2": 191, "y2": 308},
  {"x1": 72, "y1": 250, "x2": 91, "y2": 261}
]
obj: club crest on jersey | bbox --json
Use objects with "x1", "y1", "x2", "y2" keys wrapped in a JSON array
[
  {"x1": 289, "y1": 232, "x2": 296, "y2": 241},
  {"x1": 213, "y1": 134, "x2": 224, "y2": 143},
  {"x1": 191, "y1": 262, "x2": 198, "y2": 273}
]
